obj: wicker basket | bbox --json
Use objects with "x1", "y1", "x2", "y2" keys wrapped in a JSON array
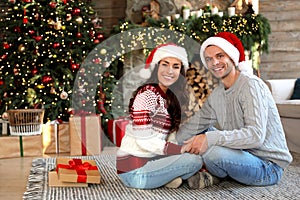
[{"x1": 7, "y1": 109, "x2": 44, "y2": 136}]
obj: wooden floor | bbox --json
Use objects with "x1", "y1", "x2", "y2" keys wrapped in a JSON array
[
  {"x1": 0, "y1": 149, "x2": 299, "y2": 200},
  {"x1": 0, "y1": 147, "x2": 117, "y2": 200}
]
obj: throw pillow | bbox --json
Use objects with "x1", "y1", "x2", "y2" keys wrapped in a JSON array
[{"x1": 291, "y1": 78, "x2": 300, "y2": 99}]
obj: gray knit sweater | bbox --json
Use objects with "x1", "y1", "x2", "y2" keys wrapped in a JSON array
[{"x1": 176, "y1": 72, "x2": 293, "y2": 169}]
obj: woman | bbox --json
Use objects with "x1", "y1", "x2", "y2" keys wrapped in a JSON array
[{"x1": 116, "y1": 43, "x2": 202, "y2": 189}]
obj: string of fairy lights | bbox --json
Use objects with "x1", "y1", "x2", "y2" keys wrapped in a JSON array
[{"x1": 0, "y1": 0, "x2": 105, "y2": 121}]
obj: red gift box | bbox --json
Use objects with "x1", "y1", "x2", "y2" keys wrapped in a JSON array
[{"x1": 107, "y1": 117, "x2": 129, "y2": 147}]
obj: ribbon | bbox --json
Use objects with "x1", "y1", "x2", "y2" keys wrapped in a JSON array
[
  {"x1": 81, "y1": 116, "x2": 87, "y2": 156},
  {"x1": 19, "y1": 136, "x2": 24, "y2": 157},
  {"x1": 56, "y1": 158, "x2": 98, "y2": 183}
]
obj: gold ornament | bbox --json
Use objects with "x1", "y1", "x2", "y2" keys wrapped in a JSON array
[
  {"x1": 36, "y1": 84, "x2": 45, "y2": 89},
  {"x1": 18, "y1": 44, "x2": 25, "y2": 52},
  {"x1": 100, "y1": 48, "x2": 107, "y2": 55},
  {"x1": 50, "y1": 87, "x2": 56, "y2": 94},
  {"x1": 75, "y1": 16, "x2": 83, "y2": 25}
]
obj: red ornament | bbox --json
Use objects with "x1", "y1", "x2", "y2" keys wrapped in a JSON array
[
  {"x1": 1, "y1": 54, "x2": 8, "y2": 60},
  {"x1": 3, "y1": 43, "x2": 10, "y2": 49},
  {"x1": 0, "y1": 79, "x2": 4, "y2": 86},
  {"x1": 33, "y1": 36, "x2": 43, "y2": 42},
  {"x1": 94, "y1": 39, "x2": 100, "y2": 44},
  {"x1": 72, "y1": 7, "x2": 81, "y2": 16},
  {"x1": 49, "y1": 2, "x2": 57, "y2": 9},
  {"x1": 42, "y1": 75, "x2": 53, "y2": 84},
  {"x1": 28, "y1": 30, "x2": 35, "y2": 35},
  {"x1": 53, "y1": 42, "x2": 60, "y2": 48},
  {"x1": 67, "y1": 108, "x2": 75, "y2": 115},
  {"x1": 76, "y1": 32, "x2": 82, "y2": 38},
  {"x1": 23, "y1": 17, "x2": 28, "y2": 24},
  {"x1": 89, "y1": 30, "x2": 95, "y2": 38},
  {"x1": 13, "y1": 26, "x2": 20, "y2": 32},
  {"x1": 23, "y1": 0, "x2": 32, "y2": 2},
  {"x1": 81, "y1": 100, "x2": 86, "y2": 105},
  {"x1": 71, "y1": 63, "x2": 80, "y2": 71},
  {"x1": 97, "y1": 101, "x2": 107, "y2": 114},
  {"x1": 95, "y1": 33, "x2": 104, "y2": 40},
  {"x1": 31, "y1": 68, "x2": 38, "y2": 76},
  {"x1": 93, "y1": 58, "x2": 101, "y2": 64}
]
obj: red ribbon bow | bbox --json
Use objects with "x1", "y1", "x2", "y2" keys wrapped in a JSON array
[{"x1": 56, "y1": 158, "x2": 98, "y2": 183}]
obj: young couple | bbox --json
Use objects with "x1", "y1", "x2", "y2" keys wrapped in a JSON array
[{"x1": 116, "y1": 32, "x2": 293, "y2": 189}]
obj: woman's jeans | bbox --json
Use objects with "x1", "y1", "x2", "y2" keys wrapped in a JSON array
[
  {"x1": 203, "y1": 146, "x2": 283, "y2": 186},
  {"x1": 119, "y1": 153, "x2": 202, "y2": 189}
]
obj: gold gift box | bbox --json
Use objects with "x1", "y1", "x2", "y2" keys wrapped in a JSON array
[
  {"x1": 69, "y1": 115, "x2": 102, "y2": 156},
  {"x1": 48, "y1": 169, "x2": 88, "y2": 187},
  {"x1": 56, "y1": 157, "x2": 101, "y2": 184},
  {"x1": 43, "y1": 123, "x2": 70, "y2": 154},
  {"x1": 0, "y1": 135, "x2": 42, "y2": 159}
]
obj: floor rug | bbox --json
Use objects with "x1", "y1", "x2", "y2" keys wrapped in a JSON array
[{"x1": 23, "y1": 155, "x2": 300, "y2": 200}]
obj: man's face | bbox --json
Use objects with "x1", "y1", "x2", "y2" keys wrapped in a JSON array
[{"x1": 204, "y1": 45, "x2": 236, "y2": 79}]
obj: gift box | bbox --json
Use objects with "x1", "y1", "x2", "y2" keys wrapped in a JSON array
[
  {"x1": 0, "y1": 134, "x2": 42, "y2": 159},
  {"x1": 56, "y1": 157, "x2": 101, "y2": 184},
  {"x1": 43, "y1": 122, "x2": 70, "y2": 154},
  {"x1": 0, "y1": 119, "x2": 10, "y2": 135},
  {"x1": 48, "y1": 169, "x2": 88, "y2": 187},
  {"x1": 107, "y1": 117, "x2": 129, "y2": 147},
  {"x1": 69, "y1": 115, "x2": 102, "y2": 156}
]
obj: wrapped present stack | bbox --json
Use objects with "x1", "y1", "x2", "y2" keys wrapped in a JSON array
[
  {"x1": 0, "y1": 109, "x2": 44, "y2": 159},
  {"x1": 49, "y1": 157, "x2": 101, "y2": 187}
]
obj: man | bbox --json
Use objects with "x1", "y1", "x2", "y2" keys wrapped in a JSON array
[{"x1": 176, "y1": 32, "x2": 293, "y2": 189}]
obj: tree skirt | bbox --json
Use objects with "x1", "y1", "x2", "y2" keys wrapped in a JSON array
[{"x1": 23, "y1": 155, "x2": 300, "y2": 200}]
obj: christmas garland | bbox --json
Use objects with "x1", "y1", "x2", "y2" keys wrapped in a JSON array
[
  {"x1": 112, "y1": 14, "x2": 271, "y2": 72},
  {"x1": 113, "y1": 14, "x2": 271, "y2": 54}
]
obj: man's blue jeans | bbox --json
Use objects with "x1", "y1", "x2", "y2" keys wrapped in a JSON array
[
  {"x1": 119, "y1": 153, "x2": 202, "y2": 189},
  {"x1": 203, "y1": 146, "x2": 283, "y2": 186}
]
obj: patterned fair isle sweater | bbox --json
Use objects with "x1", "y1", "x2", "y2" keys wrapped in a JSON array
[{"x1": 116, "y1": 85, "x2": 181, "y2": 174}]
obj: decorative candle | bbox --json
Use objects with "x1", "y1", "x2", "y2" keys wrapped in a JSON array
[
  {"x1": 182, "y1": 6, "x2": 190, "y2": 20},
  {"x1": 211, "y1": 6, "x2": 218, "y2": 15},
  {"x1": 197, "y1": 9, "x2": 203, "y2": 17},
  {"x1": 228, "y1": 7, "x2": 235, "y2": 17},
  {"x1": 165, "y1": 16, "x2": 171, "y2": 23},
  {"x1": 172, "y1": 14, "x2": 180, "y2": 20}
]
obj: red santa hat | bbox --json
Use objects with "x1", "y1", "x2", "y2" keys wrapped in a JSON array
[
  {"x1": 139, "y1": 43, "x2": 189, "y2": 79},
  {"x1": 200, "y1": 32, "x2": 250, "y2": 73}
]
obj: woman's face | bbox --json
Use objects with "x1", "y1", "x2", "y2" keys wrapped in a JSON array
[{"x1": 157, "y1": 57, "x2": 182, "y2": 93}]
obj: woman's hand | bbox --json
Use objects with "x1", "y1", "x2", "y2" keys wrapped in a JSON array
[{"x1": 181, "y1": 134, "x2": 208, "y2": 155}]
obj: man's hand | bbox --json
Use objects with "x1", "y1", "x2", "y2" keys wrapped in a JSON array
[{"x1": 181, "y1": 134, "x2": 208, "y2": 155}]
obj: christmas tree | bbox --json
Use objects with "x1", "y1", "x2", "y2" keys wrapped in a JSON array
[{"x1": 0, "y1": 0, "x2": 107, "y2": 122}]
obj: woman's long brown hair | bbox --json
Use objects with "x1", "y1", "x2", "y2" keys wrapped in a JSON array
[{"x1": 129, "y1": 62, "x2": 190, "y2": 132}]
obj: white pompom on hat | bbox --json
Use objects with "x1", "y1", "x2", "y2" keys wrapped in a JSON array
[
  {"x1": 200, "y1": 32, "x2": 250, "y2": 72},
  {"x1": 139, "y1": 43, "x2": 189, "y2": 79}
]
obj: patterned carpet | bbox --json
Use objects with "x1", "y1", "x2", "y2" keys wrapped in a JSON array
[{"x1": 23, "y1": 151, "x2": 300, "y2": 200}]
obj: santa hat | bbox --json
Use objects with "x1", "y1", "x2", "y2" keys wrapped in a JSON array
[
  {"x1": 200, "y1": 32, "x2": 251, "y2": 73},
  {"x1": 139, "y1": 43, "x2": 189, "y2": 79}
]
